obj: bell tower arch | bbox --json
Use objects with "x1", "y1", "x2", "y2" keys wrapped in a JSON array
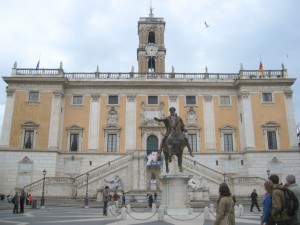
[{"x1": 137, "y1": 7, "x2": 166, "y2": 73}]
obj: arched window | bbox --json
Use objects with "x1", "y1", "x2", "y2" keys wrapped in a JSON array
[
  {"x1": 148, "y1": 31, "x2": 155, "y2": 44},
  {"x1": 147, "y1": 135, "x2": 158, "y2": 150},
  {"x1": 148, "y1": 57, "x2": 155, "y2": 72}
]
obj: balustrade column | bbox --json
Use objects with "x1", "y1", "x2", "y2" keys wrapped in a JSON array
[
  {"x1": 0, "y1": 89, "x2": 15, "y2": 148},
  {"x1": 238, "y1": 92, "x2": 255, "y2": 150},
  {"x1": 203, "y1": 95, "x2": 216, "y2": 151},
  {"x1": 48, "y1": 91, "x2": 64, "y2": 150},
  {"x1": 125, "y1": 95, "x2": 136, "y2": 151},
  {"x1": 88, "y1": 95, "x2": 100, "y2": 151},
  {"x1": 284, "y1": 91, "x2": 298, "y2": 148}
]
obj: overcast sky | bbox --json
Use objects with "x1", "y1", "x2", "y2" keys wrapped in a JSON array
[{"x1": 0, "y1": 0, "x2": 300, "y2": 136}]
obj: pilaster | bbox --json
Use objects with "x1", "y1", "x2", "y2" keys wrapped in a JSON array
[
  {"x1": 88, "y1": 95, "x2": 101, "y2": 151},
  {"x1": 284, "y1": 91, "x2": 298, "y2": 148},
  {"x1": 125, "y1": 95, "x2": 137, "y2": 151},
  {"x1": 203, "y1": 95, "x2": 216, "y2": 151}
]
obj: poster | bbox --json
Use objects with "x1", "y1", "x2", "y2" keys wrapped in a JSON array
[{"x1": 146, "y1": 149, "x2": 162, "y2": 166}]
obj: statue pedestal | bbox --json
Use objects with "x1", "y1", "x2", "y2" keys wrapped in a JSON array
[{"x1": 159, "y1": 166, "x2": 193, "y2": 215}]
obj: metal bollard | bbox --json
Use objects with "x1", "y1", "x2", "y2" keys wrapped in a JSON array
[
  {"x1": 204, "y1": 207, "x2": 210, "y2": 220},
  {"x1": 158, "y1": 206, "x2": 164, "y2": 221},
  {"x1": 111, "y1": 205, "x2": 116, "y2": 214},
  {"x1": 234, "y1": 205, "x2": 239, "y2": 217},
  {"x1": 121, "y1": 207, "x2": 126, "y2": 220}
]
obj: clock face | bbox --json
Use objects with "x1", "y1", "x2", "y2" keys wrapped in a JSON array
[{"x1": 145, "y1": 43, "x2": 158, "y2": 56}]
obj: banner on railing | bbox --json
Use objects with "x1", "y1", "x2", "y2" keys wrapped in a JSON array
[{"x1": 146, "y1": 149, "x2": 162, "y2": 166}]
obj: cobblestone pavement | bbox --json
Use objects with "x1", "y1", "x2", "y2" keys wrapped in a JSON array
[{"x1": 0, "y1": 205, "x2": 261, "y2": 225}]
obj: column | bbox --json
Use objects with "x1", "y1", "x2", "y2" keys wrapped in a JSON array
[
  {"x1": 0, "y1": 89, "x2": 15, "y2": 148},
  {"x1": 88, "y1": 95, "x2": 101, "y2": 151},
  {"x1": 48, "y1": 91, "x2": 64, "y2": 150},
  {"x1": 203, "y1": 95, "x2": 216, "y2": 151},
  {"x1": 125, "y1": 95, "x2": 136, "y2": 151},
  {"x1": 284, "y1": 91, "x2": 298, "y2": 148},
  {"x1": 238, "y1": 92, "x2": 255, "y2": 150}
]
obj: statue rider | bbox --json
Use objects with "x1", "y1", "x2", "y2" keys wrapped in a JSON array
[{"x1": 154, "y1": 107, "x2": 194, "y2": 157}]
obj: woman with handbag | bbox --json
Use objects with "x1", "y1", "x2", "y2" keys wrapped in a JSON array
[{"x1": 214, "y1": 182, "x2": 235, "y2": 225}]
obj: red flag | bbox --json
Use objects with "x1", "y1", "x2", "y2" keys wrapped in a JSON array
[{"x1": 259, "y1": 62, "x2": 264, "y2": 73}]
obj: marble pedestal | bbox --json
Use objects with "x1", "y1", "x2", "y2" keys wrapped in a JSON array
[{"x1": 159, "y1": 159, "x2": 193, "y2": 215}]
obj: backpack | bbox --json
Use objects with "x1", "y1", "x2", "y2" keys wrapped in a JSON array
[
  {"x1": 281, "y1": 187, "x2": 299, "y2": 216},
  {"x1": 11, "y1": 196, "x2": 15, "y2": 204}
]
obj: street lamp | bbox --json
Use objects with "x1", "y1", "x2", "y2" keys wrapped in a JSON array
[
  {"x1": 84, "y1": 172, "x2": 89, "y2": 208},
  {"x1": 223, "y1": 172, "x2": 226, "y2": 182},
  {"x1": 267, "y1": 169, "x2": 270, "y2": 178},
  {"x1": 41, "y1": 169, "x2": 47, "y2": 208}
]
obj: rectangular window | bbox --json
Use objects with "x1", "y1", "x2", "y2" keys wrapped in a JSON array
[
  {"x1": 267, "y1": 131, "x2": 277, "y2": 149},
  {"x1": 107, "y1": 134, "x2": 117, "y2": 152},
  {"x1": 70, "y1": 134, "x2": 79, "y2": 151},
  {"x1": 29, "y1": 91, "x2": 39, "y2": 101},
  {"x1": 23, "y1": 130, "x2": 34, "y2": 149},
  {"x1": 224, "y1": 134, "x2": 233, "y2": 151},
  {"x1": 220, "y1": 96, "x2": 230, "y2": 106},
  {"x1": 108, "y1": 95, "x2": 119, "y2": 105},
  {"x1": 186, "y1": 96, "x2": 196, "y2": 105},
  {"x1": 73, "y1": 96, "x2": 83, "y2": 105},
  {"x1": 262, "y1": 93, "x2": 272, "y2": 103},
  {"x1": 148, "y1": 96, "x2": 158, "y2": 105},
  {"x1": 188, "y1": 134, "x2": 197, "y2": 152}
]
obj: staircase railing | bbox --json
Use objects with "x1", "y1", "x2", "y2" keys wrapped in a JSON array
[{"x1": 74, "y1": 154, "x2": 133, "y2": 187}]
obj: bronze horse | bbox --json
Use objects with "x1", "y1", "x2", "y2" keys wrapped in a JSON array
[{"x1": 163, "y1": 115, "x2": 185, "y2": 173}]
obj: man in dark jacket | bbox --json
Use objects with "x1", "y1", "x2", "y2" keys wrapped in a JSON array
[
  {"x1": 250, "y1": 189, "x2": 261, "y2": 212},
  {"x1": 269, "y1": 174, "x2": 293, "y2": 225},
  {"x1": 102, "y1": 186, "x2": 110, "y2": 216},
  {"x1": 19, "y1": 189, "x2": 26, "y2": 213}
]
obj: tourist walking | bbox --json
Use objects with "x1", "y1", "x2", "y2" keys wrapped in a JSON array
[
  {"x1": 154, "y1": 192, "x2": 157, "y2": 203},
  {"x1": 12, "y1": 192, "x2": 19, "y2": 214},
  {"x1": 112, "y1": 191, "x2": 120, "y2": 209},
  {"x1": 269, "y1": 174, "x2": 293, "y2": 225},
  {"x1": 261, "y1": 181, "x2": 274, "y2": 225},
  {"x1": 102, "y1": 186, "x2": 110, "y2": 216},
  {"x1": 19, "y1": 189, "x2": 26, "y2": 213},
  {"x1": 148, "y1": 194, "x2": 154, "y2": 208},
  {"x1": 285, "y1": 175, "x2": 300, "y2": 225},
  {"x1": 214, "y1": 182, "x2": 235, "y2": 225},
  {"x1": 121, "y1": 191, "x2": 126, "y2": 206},
  {"x1": 250, "y1": 189, "x2": 261, "y2": 212}
]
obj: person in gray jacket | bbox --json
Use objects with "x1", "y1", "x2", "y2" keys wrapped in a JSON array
[{"x1": 285, "y1": 175, "x2": 300, "y2": 225}]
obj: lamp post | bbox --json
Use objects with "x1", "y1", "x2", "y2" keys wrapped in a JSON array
[
  {"x1": 41, "y1": 169, "x2": 47, "y2": 208},
  {"x1": 267, "y1": 169, "x2": 270, "y2": 178},
  {"x1": 223, "y1": 172, "x2": 226, "y2": 182},
  {"x1": 84, "y1": 172, "x2": 89, "y2": 208}
]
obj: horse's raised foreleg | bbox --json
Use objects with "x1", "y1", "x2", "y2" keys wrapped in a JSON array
[{"x1": 178, "y1": 154, "x2": 183, "y2": 172}]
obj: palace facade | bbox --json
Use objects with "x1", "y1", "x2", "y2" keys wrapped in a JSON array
[{"x1": 0, "y1": 10, "x2": 299, "y2": 198}]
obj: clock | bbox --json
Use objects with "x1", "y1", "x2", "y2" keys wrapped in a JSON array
[{"x1": 145, "y1": 43, "x2": 158, "y2": 56}]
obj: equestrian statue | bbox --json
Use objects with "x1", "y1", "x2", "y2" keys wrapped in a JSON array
[{"x1": 154, "y1": 107, "x2": 194, "y2": 173}]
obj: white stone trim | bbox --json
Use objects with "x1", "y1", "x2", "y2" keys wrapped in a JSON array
[
  {"x1": 88, "y1": 95, "x2": 100, "y2": 151},
  {"x1": 219, "y1": 125, "x2": 237, "y2": 152},
  {"x1": 203, "y1": 95, "x2": 216, "y2": 151},
  {"x1": 20, "y1": 121, "x2": 39, "y2": 150},
  {"x1": 262, "y1": 121, "x2": 280, "y2": 150},
  {"x1": 104, "y1": 124, "x2": 121, "y2": 152},
  {"x1": 284, "y1": 90, "x2": 298, "y2": 148},
  {"x1": 125, "y1": 95, "x2": 137, "y2": 151},
  {"x1": 66, "y1": 125, "x2": 84, "y2": 152}
]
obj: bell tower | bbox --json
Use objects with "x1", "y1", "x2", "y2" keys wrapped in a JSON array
[{"x1": 137, "y1": 7, "x2": 166, "y2": 73}]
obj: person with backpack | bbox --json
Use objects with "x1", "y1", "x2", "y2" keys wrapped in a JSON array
[
  {"x1": 285, "y1": 175, "x2": 300, "y2": 225},
  {"x1": 261, "y1": 181, "x2": 274, "y2": 225},
  {"x1": 269, "y1": 174, "x2": 293, "y2": 225},
  {"x1": 12, "y1": 191, "x2": 19, "y2": 214}
]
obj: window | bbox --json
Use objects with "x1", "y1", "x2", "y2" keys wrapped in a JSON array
[
  {"x1": 28, "y1": 91, "x2": 39, "y2": 101},
  {"x1": 148, "y1": 31, "x2": 155, "y2": 44},
  {"x1": 262, "y1": 93, "x2": 273, "y2": 103},
  {"x1": 186, "y1": 96, "x2": 196, "y2": 105},
  {"x1": 66, "y1": 125, "x2": 83, "y2": 152},
  {"x1": 262, "y1": 121, "x2": 280, "y2": 150},
  {"x1": 219, "y1": 125, "x2": 236, "y2": 152},
  {"x1": 73, "y1": 96, "x2": 83, "y2": 105},
  {"x1": 104, "y1": 124, "x2": 121, "y2": 152},
  {"x1": 220, "y1": 96, "x2": 231, "y2": 106},
  {"x1": 148, "y1": 57, "x2": 155, "y2": 72},
  {"x1": 188, "y1": 134, "x2": 197, "y2": 152},
  {"x1": 21, "y1": 121, "x2": 39, "y2": 150},
  {"x1": 267, "y1": 131, "x2": 277, "y2": 149},
  {"x1": 108, "y1": 95, "x2": 119, "y2": 105},
  {"x1": 23, "y1": 130, "x2": 34, "y2": 149},
  {"x1": 224, "y1": 134, "x2": 233, "y2": 151},
  {"x1": 107, "y1": 134, "x2": 117, "y2": 152},
  {"x1": 148, "y1": 96, "x2": 158, "y2": 105},
  {"x1": 70, "y1": 134, "x2": 79, "y2": 151}
]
